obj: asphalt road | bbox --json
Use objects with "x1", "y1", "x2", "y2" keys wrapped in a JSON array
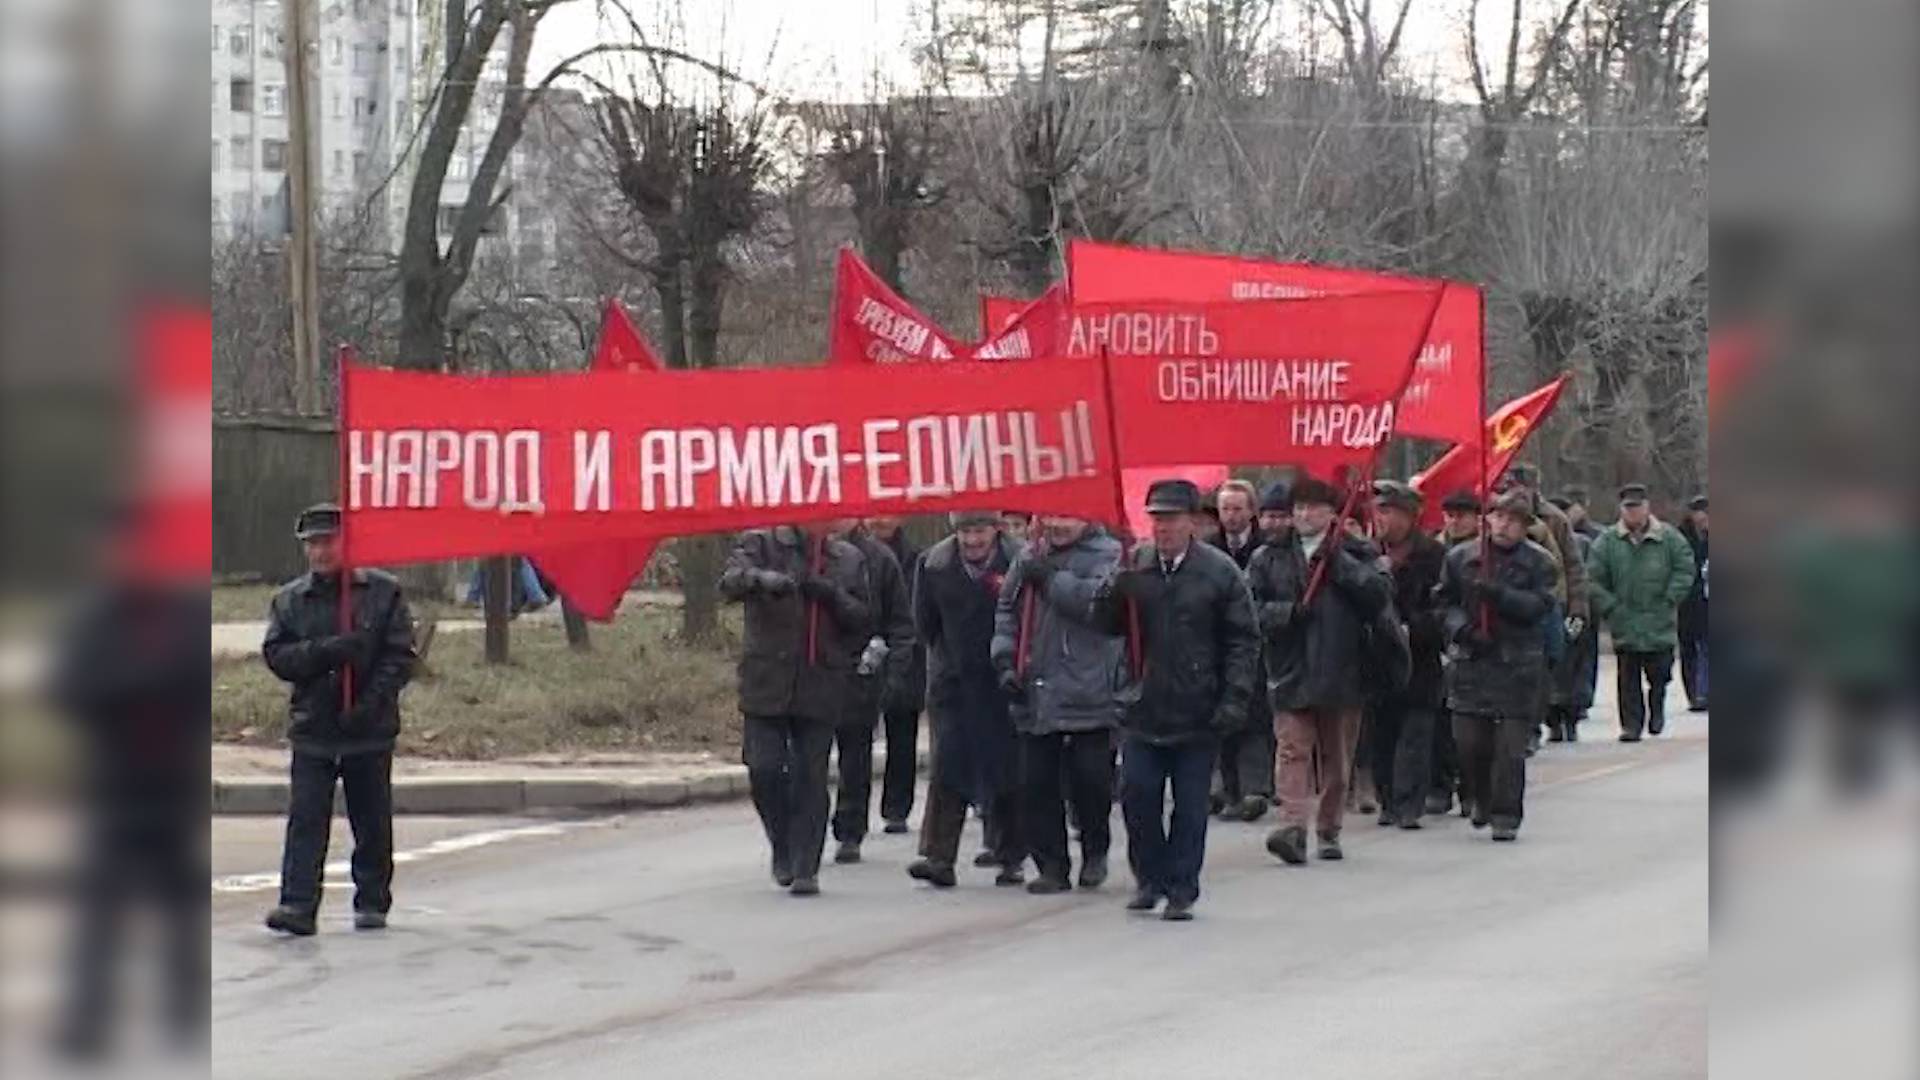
[{"x1": 212, "y1": 698, "x2": 1708, "y2": 1079}]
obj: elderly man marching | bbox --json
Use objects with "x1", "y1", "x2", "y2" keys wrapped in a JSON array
[{"x1": 992, "y1": 515, "x2": 1127, "y2": 894}]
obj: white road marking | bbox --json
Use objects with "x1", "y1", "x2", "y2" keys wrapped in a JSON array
[{"x1": 212, "y1": 816, "x2": 628, "y2": 894}]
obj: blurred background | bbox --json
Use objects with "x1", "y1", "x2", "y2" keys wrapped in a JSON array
[{"x1": 0, "y1": 0, "x2": 1913, "y2": 1076}]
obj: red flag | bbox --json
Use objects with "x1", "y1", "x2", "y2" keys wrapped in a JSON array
[
  {"x1": 980, "y1": 294, "x2": 1027, "y2": 337},
  {"x1": 829, "y1": 247, "x2": 964, "y2": 363},
  {"x1": 339, "y1": 355, "x2": 1123, "y2": 566},
  {"x1": 1411, "y1": 374, "x2": 1572, "y2": 529},
  {"x1": 1065, "y1": 239, "x2": 1484, "y2": 446},
  {"x1": 524, "y1": 301, "x2": 667, "y2": 619}
]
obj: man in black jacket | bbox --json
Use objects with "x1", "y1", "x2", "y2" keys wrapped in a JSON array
[
  {"x1": 908, "y1": 512, "x2": 1026, "y2": 888},
  {"x1": 1367, "y1": 482, "x2": 1448, "y2": 828},
  {"x1": 263, "y1": 504, "x2": 418, "y2": 936},
  {"x1": 1436, "y1": 492, "x2": 1558, "y2": 841},
  {"x1": 719, "y1": 523, "x2": 874, "y2": 896},
  {"x1": 1430, "y1": 488, "x2": 1483, "y2": 814},
  {"x1": 1093, "y1": 480, "x2": 1260, "y2": 921},
  {"x1": 1208, "y1": 479, "x2": 1275, "y2": 821},
  {"x1": 1248, "y1": 477, "x2": 1393, "y2": 866},
  {"x1": 829, "y1": 521, "x2": 916, "y2": 865},
  {"x1": 865, "y1": 516, "x2": 926, "y2": 832},
  {"x1": 1677, "y1": 495, "x2": 1710, "y2": 711}
]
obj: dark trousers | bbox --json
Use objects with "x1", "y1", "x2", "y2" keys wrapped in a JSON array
[
  {"x1": 1020, "y1": 729, "x2": 1115, "y2": 880},
  {"x1": 278, "y1": 749, "x2": 394, "y2": 916},
  {"x1": 831, "y1": 713, "x2": 876, "y2": 844},
  {"x1": 1120, "y1": 737, "x2": 1214, "y2": 905},
  {"x1": 1573, "y1": 623, "x2": 1601, "y2": 716},
  {"x1": 920, "y1": 775, "x2": 1020, "y2": 869},
  {"x1": 1678, "y1": 625, "x2": 1708, "y2": 706},
  {"x1": 1215, "y1": 714, "x2": 1276, "y2": 805},
  {"x1": 1452, "y1": 713, "x2": 1529, "y2": 830},
  {"x1": 744, "y1": 714, "x2": 835, "y2": 880},
  {"x1": 1370, "y1": 699, "x2": 1435, "y2": 822},
  {"x1": 1432, "y1": 708, "x2": 1460, "y2": 801},
  {"x1": 879, "y1": 707, "x2": 920, "y2": 823},
  {"x1": 1617, "y1": 648, "x2": 1675, "y2": 737}
]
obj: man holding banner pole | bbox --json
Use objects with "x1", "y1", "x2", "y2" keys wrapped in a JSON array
[{"x1": 719, "y1": 523, "x2": 875, "y2": 897}]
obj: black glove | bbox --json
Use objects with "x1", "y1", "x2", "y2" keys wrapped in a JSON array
[
  {"x1": 798, "y1": 574, "x2": 841, "y2": 603},
  {"x1": 319, "y1": 632, "x2": 371, "y2": 669},
  {"x1": 755, "y1": 570, "x2": 796, "y2": 596},
  {"x1": 1017, "y1": 559, "x2": 1052, "y2": 588},
  {"x1": 1451, "y1": 622, "x2": 1491, "y2": 650},
  {"x1": 339, "y1": 702, "x2": 374, "y2": 732},
  {"x1": 997, "y1": 668, "x2": 1026, "y2": 702}
]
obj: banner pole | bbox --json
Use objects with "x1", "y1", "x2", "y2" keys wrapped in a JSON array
[
  {"x1": 1096, "y1": 346, "x2": 1143, "y2": 679},
  {"x1": 1476, "y1": 289, "x2": 1493, "y2": 635},
  {"x1": 805, "y1": 532, "x2": 824, "y2": 667},
  {"x1": 336, "y1": 344, "x2": 355, "y2": 709}
]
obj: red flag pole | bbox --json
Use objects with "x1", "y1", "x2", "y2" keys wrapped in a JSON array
[
  {"x1": 335, "y1": 344, "x2": 355, "y2": 708},
  {"x1": 1476, "y1": 289, "x2": 1493, "y2": 635},
  {"x1": 804, "y1": 531, "x2": 824, "y2": 666},
  {"x1": 1096, "y1": 346, "x2": 1143, "y2": 679}
]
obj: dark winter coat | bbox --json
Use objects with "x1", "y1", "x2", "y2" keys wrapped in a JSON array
[
  {"x1": 842, "y1": 531, "x2": 916, "y2": 726},
  {"x1": 915, "y1": 534, "x2": 1020, "y2": 802},
  {"x1": 1210, "y1": 528, "x2": 1275, "y2": 732},
  {"x1": 1437, "y1": 537, "x2": 1558, "y2": 716},
  {"x1": 877, "y1": 528, "x2": 927, "y2": 714},
  {"x1": 1586, "y1": 517, "x2": 1697, "y2": 652},
  {"x1": 1677, "y1": 521, "x2": 1709, "y2": 641},
  {"x1": 1380, "y1": 528, "x2": 1449, "y2": 708},
  {"x1": 718, "y1": 527, "x2": 874, "y2": 724},
  {"x1": 1209, "y1": 528, "x2": 1265, "y2": 571},
  {"x1": 1246, "y1": 530, "x2": 1394, "y2": 713},
  {"x1": 991, "y1": 528, "x2": 1126, "y2": 735},
  {"x1": 262, "y1": 568, "x2": 418, "y2": 753},
  {"x1": 1091, "y1": 541, "x2": 1260, "y2": 746}
]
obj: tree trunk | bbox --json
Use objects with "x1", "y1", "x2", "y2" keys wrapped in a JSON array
[
  {"x1": 482, "y1": 556, "x2": 511, "y2": 664},
  {"x1": 675, "y1": 536, "x2": 723, "y2": 643},
  {"x1": 398, "y1": 275, "x2": 448, "y2": 370}
]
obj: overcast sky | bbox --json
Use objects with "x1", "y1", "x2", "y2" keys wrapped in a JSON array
[{"x1": 530, "y1": 0, "x2": 1602, "y2": 104}]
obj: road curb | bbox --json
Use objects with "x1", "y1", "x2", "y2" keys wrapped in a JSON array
[{"x1": 211, "y1": 747, "x2": 927, "y2": 816}]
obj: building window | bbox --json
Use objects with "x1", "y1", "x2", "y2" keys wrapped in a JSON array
[
  {"x1": 230, "y1": 134, "x2": 252, "y2": 168},
  {"x1": 328, "y1": 37, "x2": 342, "y2": 65},
  {"x1": 230, "y1": 79, "x2": 253, "y2": 113},
  {"x1": 352, "y1": 43, "x2": 372, "y2": 74},
  {"x1": 262, "y1": 139, "x2": 288, "y2": 171},
  {"x1": 261, "y1": 30, "x2": 282, "y2": 59},
  {"x1": 333, "y1": 149, "x2": 344, "y2": 175},
  {"x1": 230, "y1": 192, "x2": 248, "y2": 222},
  {"x1": 331, "y1": 90, "x2": 343, "y2": 119},
  {"x1": 448, "y1": 154, "x2": 468, "y2": 181},
  {"x1": 352, "y1": 96, "x2": 368, "y2": 126},
  {"x1": 212, "y1": 141, "x2": 222, "y2": 171},
  {"x1": 261, "y1": 84, "x2": 285, "y2": 118},
  {"x1": 353, "y1": 151, "x2": 368, "y2": 177},
  {"x1": 212, "y1": 23, "x2": 220, "y2": 52},
  {"x1": 229, "y1": 26, "x2": 250, "y2": 58}
]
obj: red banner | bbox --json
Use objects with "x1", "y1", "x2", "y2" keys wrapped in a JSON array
[
  {"x1": 829, "y1": 247, "x2": 965, "y2": 363},
  {"x1": 1071, "y1": 292, "x2": 1441, "y2": 471},
  {"x1": 1410, "y1": 374, "x2": 1571, "y2": 529},
  {"x1": 981, "y1": 294, "x2": 1027, "y2": 337},
  {"x1": 341, "y1": 355, "x2": 1122, "y2": 566},
  {"x1": 1066, "y1": 239, "x2": 1483, "y2": 446}
]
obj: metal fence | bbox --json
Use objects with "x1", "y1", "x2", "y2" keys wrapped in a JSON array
[{"x1": 214, "y1": 415, "x2": 336, "y2": 584}]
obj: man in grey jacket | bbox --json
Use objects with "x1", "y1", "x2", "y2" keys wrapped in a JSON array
[{"x1": 992, "y1": 516, "x2": 1126, "y2": 894}]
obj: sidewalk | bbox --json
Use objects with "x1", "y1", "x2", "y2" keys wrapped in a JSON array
[
  {"x1": 210, "y1": 589, "x2": 684, "y2": 659},
  {"x1": 212, "y1": 738, "x2": 927, "y2": 816}
]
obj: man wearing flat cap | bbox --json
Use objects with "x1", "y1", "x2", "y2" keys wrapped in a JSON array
[
  {"x1": 1257, "y1": 482, "x2": 1295, "y2": 545},
  {"x1": 1092, "y1": 479, "x2": 1259, "y2": 921},
  {"x1": 1366, "y1": 481, "x2": 1449, "y2": 829},
  {"x1": 263, "y1": 503, "x2": 418, "y2": 937},
  {"x1": 1586, "y1": 484, "x2": 1698, "y2": 741},
  {"x1": 1436, "y1": 491, "x2": 1558, "y2": 841},
  {"x1": 1677, "y1": 495, "x2": 1710, "y2": 711},
  {"x1": 1246, "y1": 476, "x2": 1393, "y2": 865},
  {"x1": 1494, "y1": 462, "x2": 1590, "y2": 748},
  {"x1": 908, "y1": 511, "x2": 1026, "y2": 888}
]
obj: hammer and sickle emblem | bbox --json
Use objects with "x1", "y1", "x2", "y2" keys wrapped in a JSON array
[{"x1": 1492, "y1": 414, "x2": 1531, "y2": 453}]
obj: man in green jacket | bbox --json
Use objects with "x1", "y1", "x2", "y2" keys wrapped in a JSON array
[{"x1": 1586, "y1": 484, "x2": 1698, "y2": 742}]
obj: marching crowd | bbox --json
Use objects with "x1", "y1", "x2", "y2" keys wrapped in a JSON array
[
  {"x1": 255, "y1": 468, "x2": 1709, "y2": 933},
  {"x1": 715, "y1": 467, "x2": 1708, "y2": 920}
]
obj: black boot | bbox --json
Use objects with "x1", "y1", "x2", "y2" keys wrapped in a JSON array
[
  {"x1": 833, "y1": 840, "x2": 862, "y2": 864},
  {"x1": 908, "y1": 859, "x2": 956, "y2": 888},
  {"x1": 1077, "y1": 854, "x2": 1109, "y2": 889},
  {"x1": 265, "y1": 905, "x2": 317, "y2": 937},
  {"x1": 1266, "y1": 826, "x2": 1307, "y2": 865},
  {"x1": 1126, "y1": 887, "x2": 1163, "y2": 912}
]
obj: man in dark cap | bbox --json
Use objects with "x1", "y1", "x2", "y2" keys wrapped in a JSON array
[
  {"x1": 1495, "y1": 463, "x2": 1590, "y2": 749},
  {"x1": 1437, "y1": 491, "x2": 1558, "y2": 840},
  {"x1": 1257, "y1": 482, "x2": 1294, "y2": 544},
  {"x1": 1247, "y1": 476, "x2": 1393, "y2": 865},
  {"x1": 263, "y1": 503, "x2": 418, "y2": 936},
  {"x1": 1677, "y1": 495, "x2": 1710, "y2": 711},
  {"x1": 908, "y1": 511, "x2": 1026, "y2": 888},
  {"x1": 1367, "y1": 481, "x2": 1448, "y2": 828},
  {"x1": 1093, "y1": 479, "x2": 1259, "y2": 920},
  {"x1": 864, "y1": 516, "x2": 926, "y2": 832},
  {"x1": 1207, "y1": 480, "x2": 1275, "y2": 821},
  {"x1": 1562, "y1": 486, "x2": 1602, "y2": 543},
  {"x1": 1430, "y1": 489, "x2": 1482, "y2": 814},
  {"x1": 1586, "y1": 484, "x2": 1698, "y2": 741},
  {"x1": 719, "y1": 520, "x2": 875, "y2": 896}
]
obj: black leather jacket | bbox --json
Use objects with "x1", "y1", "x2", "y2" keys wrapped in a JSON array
[{"x1": 262, "y1": 569, "x2": 417, "y2": 753}]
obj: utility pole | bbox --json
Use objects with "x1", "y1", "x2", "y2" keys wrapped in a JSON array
[{"x1": 283, "y1": 0, "x2": 322, "y2": 415}]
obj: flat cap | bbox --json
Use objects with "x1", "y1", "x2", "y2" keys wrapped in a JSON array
[
  {"x1": 1258, "y1": 481, "x2": 1293, "y2": 514},
  {"x1": 294, "y1": 502, "x2": 342, "y2": 540},
  {"x1": 950, "y1": 509, "x2": 999, "y2": 529},
  {"x1": 1491, "y1": 490, "x2": 1537, "y2": 523},
  {"x1": 1144, "y1": 478, "x2": 1203, "y2": 515},
  {"x1": 1290, "y1": 477, "x2": 1342, "y2": 509},
  {"x1": 1618, "y1": 482, "x2": 1650, "y2": 505},
  {"x1": 1687, "y1": 494, "x2": 1708, "y2": 512},
  {"x1": 1372, "y1": 479, "x2": 1422, "y2": 514},
  {"x1": 1440, "y1": 489, "x2": 1482, "y2": 514}
]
